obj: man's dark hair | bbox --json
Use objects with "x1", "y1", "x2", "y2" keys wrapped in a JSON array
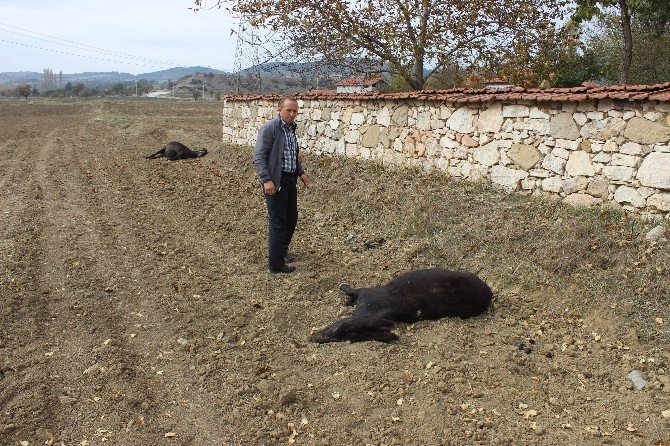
[{"x1": 278, "y1": 96, "x2": 298, "y2": 109}]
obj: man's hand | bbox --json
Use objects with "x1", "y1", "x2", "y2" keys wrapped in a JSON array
[
  {"x1": 263, "y1": 180, "x2": 276, "y2": 195},
  {"x1": 300, "y1": 174, "x2": 310, "y2": 188}
]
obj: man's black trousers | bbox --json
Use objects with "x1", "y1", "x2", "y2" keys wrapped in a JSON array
[{"x1": 264, "y1": 172, "x2": 298, "y2": 271}]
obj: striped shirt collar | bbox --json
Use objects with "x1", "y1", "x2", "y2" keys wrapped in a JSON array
[{"x1": 279, "y1": 117, "x2": 297, "y2": 131}]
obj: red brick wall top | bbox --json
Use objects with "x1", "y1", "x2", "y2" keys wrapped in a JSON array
[{"x1": 223, "y1": 82, "x2": 670, "y2": 103}]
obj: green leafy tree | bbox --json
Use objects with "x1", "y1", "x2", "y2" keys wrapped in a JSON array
[
  {"x1": 195, "y1": 0, "x2": 570, "y2": 90},
  {"x1": 15, "y1": 83, "x2": 32, "y2": 99},
  {"x1": 107, "y1": 83, "x2": 127, "y2": 95},
  {"x1": 583, "y1": 12, "x2": 670, "y2": 84},
  {"x1": 472, "y1": 21, "x2": 611, "y2": 88},
  {"x1": 73, "y1": 83, "x2": 86, "y2": 96},
  {"x1": 573, "y1": 0, "x2": 670, "y2": 83}
]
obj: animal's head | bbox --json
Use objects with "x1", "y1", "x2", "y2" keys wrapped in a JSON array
[
  {"x1": 310, "y1": 316, "x2": 398, "y2": 343},
  {"x1": 197, "y1": 148, "x2": 207, "y2": 157}
]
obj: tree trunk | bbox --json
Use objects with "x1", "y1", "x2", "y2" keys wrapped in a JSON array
[
  {"x1": 412, "y1": 59, "x2": 425, "y2": 90},
  {"x1": 619, "y1": 0, "x2": 633, "y2": 84}
]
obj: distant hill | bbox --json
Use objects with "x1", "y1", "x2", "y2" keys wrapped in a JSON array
[
  {"x1": 0, "y1": 66, "x2": 229, "y2": 89},
  {"x1": 1, "y1": 62, "x2": 386, "y2": 94},
  {"x1": 135, "y1": 66, "x2": 227, "y2": 82}
]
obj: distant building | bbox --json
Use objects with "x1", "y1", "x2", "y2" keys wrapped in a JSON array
[
  {"x1": 335, "y1": 76, "x2": 385, "y2": 93},
  {"x1": 483, "y1": 78, "x2": 515, "y2": 90}
]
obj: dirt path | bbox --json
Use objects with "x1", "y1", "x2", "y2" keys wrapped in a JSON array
[{"x1": 1, "y1": 100, "x2": 669, "y2": 446}]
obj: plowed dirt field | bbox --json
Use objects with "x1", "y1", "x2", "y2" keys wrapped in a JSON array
[{"x1": 1, "y1": 99, "x2": 669, "y2": 446}]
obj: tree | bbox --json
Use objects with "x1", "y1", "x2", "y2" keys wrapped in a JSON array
[
  {"x1": 195, "y1": 0, "x2": 569, "y2": 90},
  {"x1": 583, "y1": 11, "x2": 670, "y2": 84},
  {"x1": 15, "y1": 83, "x2": 32, "y2": 99},
  {"x1": 107, "y1": 83, "x2": 127, "y2": 95},
  {"x1": 573, "y1": 0, "x2": 670, "y2": 83},
  {"x1": 73, "y1": 83, "x2": 86, "y2": 96}
]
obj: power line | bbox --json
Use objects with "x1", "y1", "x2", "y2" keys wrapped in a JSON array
[
  {"x1": 0, "y1": 39, "x2": 170, "y2": 69},
  {"x1": 0, "y1": 22, "x2": 180, "y2": 66},
  {"x1": 0, "y1": 27, "x2": 175, "y2": 65}
]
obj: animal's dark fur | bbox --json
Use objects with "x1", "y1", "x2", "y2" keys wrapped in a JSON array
[
  {"x1": 310, "y1": 268, "x2": 492, "y2": 343},
  {"x1": 145, "y1": 141, "x2": 207, "y2": 160}
]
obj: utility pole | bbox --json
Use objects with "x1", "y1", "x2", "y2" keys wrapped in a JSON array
[{"x1": 135, "y1": 81, "x2": 138, "y2": 96}]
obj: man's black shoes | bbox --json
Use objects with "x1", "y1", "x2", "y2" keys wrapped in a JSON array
[
  {"x1": 269, "y1": 265, "x2": 296, "y2": 274},
  {"x1": 284, "y1": 254, "x2": 296, "y2": 263}
]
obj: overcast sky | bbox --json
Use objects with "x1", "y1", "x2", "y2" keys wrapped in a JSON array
[{"x1": 0, "y1": 0, "x2": 239, "y2": 74}]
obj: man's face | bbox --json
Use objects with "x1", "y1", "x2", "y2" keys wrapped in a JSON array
[{"x1": 279, "y1": 100, "x2": 299, "y2": 125}]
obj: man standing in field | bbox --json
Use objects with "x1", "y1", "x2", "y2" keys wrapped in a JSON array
[{"x1": 253, "y1": 96, "x2": 310, "y2": 274}]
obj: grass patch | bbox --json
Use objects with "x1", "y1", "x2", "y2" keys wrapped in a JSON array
[{"x1": 299, "y1": 151, "x2": 669, "y2": 342}]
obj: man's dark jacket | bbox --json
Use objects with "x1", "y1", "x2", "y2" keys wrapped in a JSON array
[{"x1": 253, "y1": 116, "x2": 305, "y2": 187}]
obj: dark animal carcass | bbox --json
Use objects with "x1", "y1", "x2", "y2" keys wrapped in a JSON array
[
  {"x1": 310, "y1": 268, "x2": 492, "y2": 343},
  {"x1": 145, "y1": 141, "x2": 207, "y2": 160}
]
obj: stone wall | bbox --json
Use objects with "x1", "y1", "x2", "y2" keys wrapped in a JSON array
[{"x1": 222, "y1": 97, "x2": 670, "y2": 218}]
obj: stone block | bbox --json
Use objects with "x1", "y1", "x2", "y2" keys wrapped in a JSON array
[
  {"x1": 573, "y1": 112, "x2": 588, "y2": 125},
  {"x1": 377, "y1": 107, "x2": 391, "y2": 127},
  {"x1": 542, "y1": 154, "x2": 567, "y2": 174},
  {"x1": 580, "y1": 117, "x2": 626, "y2": 140},
  {"x1": 351, "y1": 112, "x2": 365, "y2": 125},
  {"x1": 502, "y1": 105, "x2": 530, "y2": 118},
  {"x1": 490, "y1": 165, "x2": 528, "y2": 191},
  {"x1": 461, "y1": 134, "x2": 479, "y2": 147},
  {"x1": 362, "y1": 125, "x2": 380, "y2": 148},
  {"x1": 647, "y1": 193, "x2": 670, "y2": 211},
  {"x1": 521, "y1": 177, "x2": 537, "y2": 190},
  {"x1": 614, "y1": 186, "x2": 645, "y2": 208},
  {"x1": 344, "y1": 130, "x2": 360, "y2": 144},
  {"x1": 620, "y1": 142, "x2": 643, "y2": 155},
  {"x1": 552, "y1": 147, "x2": 571, "y2": 160},
  {"x1": 611, "y1": 153, "x2": 638, "y2": 167},
  {"x1": 530, "y1": 107, "x2": 549, "y2": 119},
  {"x1": 592, "y1": 152, "x2": 611, "y2": 163},
  {"x1": 447, "y1": 106, "x2": 474, "y2": 133},
  {"x1": 562, "y1": 176, "x2": 589, "y2": 194},
  {"x1": 637, "y1": 152, "x2": 670, "y2": 189},
  {"x1": 416, "y1": 110, "x2": 432, "y2": 130},
  {"x1": 563, "y1": 193, "x2": 601, "y2": 207},
  {"x1": 473, "y1": 141, "x2": 500, "y2": 166},
  {"x1": 603, "y1": 165, "x2": 635, "y2": 182},
  {"x1": 508, "y1": 143, "x2": 542, "y2": 171},
  {"x1": 566, "y1": 151, "x2": 595, "y2": 177},
  {"x1": 541, "y1": 176, "x2": 563, "y2": 193},
  {"x1": 624, "y1": 117, "x2": 670, "y2": 144},
  {"x1": 549, "y1": 113, "x2": 580, "y2": 140},
  {"x1": 586, "y1": 111, "x2": 605, "y2": 120},
  {"x1": 587, "y1": 176, "x2": 609, "y2": 198},
  {"x1": 555, "y1": 139, "x2": 580, "y2": 151},
  {"x1": 392, "y1": 106, "x2": 408, "y2": 127},
  {"x1": 643, "y1": 112, "x2": 663, "y2": 122}
]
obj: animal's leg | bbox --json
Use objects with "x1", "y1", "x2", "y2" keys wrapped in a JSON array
[
  {"x1": 145, "y1": 147, "x2": 166, "y2": 159},
  {"x1": 339, "y1": 283, "x2": 361, "y2": 306}
]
